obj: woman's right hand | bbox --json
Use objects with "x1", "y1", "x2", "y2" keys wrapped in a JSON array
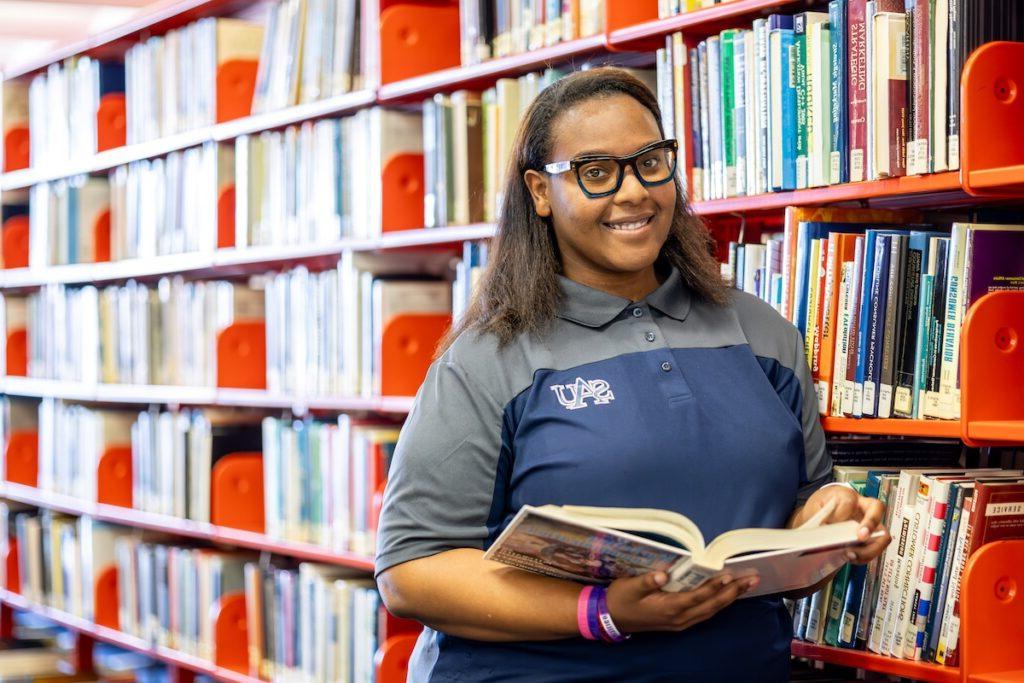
[{"x1": 605, "y1": 571, "x2": 758, "y2": 633}]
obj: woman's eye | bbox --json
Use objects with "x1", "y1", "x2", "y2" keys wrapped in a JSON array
[
  {"x1": 584, "y1": 167, "x2": 607, "y2": 179},
  {"x1": 641, "y1": 157, "x2": 660, "y2": 169}
]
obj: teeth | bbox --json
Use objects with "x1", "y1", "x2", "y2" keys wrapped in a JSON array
[{"x1": 605, "y1": 216, "x2": 651, "y2": 231}]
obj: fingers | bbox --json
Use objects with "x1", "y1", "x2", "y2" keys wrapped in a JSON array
[
  {"x1": 846, "y1": 528, "x2": 891, "y2": 564},
  {"x1": 856, "y1": 497, "x2": 887, "y2": 540}
]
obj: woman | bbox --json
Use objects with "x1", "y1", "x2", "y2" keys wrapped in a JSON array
[{"x1": 375, "y1": 67, "x2": 890, "y2": 682}]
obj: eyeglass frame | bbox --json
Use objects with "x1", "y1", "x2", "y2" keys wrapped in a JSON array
[{"x1": 541, "y1": 138, "x2": 679, "y2": 199}]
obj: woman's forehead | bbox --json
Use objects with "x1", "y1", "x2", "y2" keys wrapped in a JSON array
[{"x1": 549, "y1": 94, "x2": 661, "y2": 157}]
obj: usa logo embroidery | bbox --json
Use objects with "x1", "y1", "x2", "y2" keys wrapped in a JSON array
[{"x1": 550, "y1": 377, "x2": 615, "y2": 410}]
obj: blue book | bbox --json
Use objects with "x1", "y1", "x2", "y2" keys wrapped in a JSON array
[
  {"x1": 828, "y1": 0, "x2": 849, "y2": 185},
  {"x1": 769, "y1": 15, "x2": 797, "y2": 191},
  {"x1": 97, "y1": 61, "x2": 126, "y2": 96},
  {"x1": 792, "y1": 221, "x2": 870, "y2": 339},
  {"x1": 863, "y1": 235, "x2": 892, "y2": 417}
]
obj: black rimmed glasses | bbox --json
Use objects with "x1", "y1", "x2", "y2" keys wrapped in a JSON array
[{"x1": 542, "y1": 139, "x2": 679, "y2": 198}]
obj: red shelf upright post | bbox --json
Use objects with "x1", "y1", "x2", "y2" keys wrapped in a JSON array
[
  {"x1": 96, "y1": 446, "x2": 133, "y2": 508},
  {"x1": 210, "y1": 452, "x2": 265, "y2": 533},
  {"x1": 213, "y1": 592, "x2": 249, "y2": 673},
  {"x1": 216, "y1": 321, "x2": 267, "y2": 389},
  {"x1": 96, "y1": 92, "x2": 127, "y2": 152},
  {"x1": 215, "y1": 60, "x2": 259, "y2": 123},
  {"x1": 1, "y1": 215, "x2": 30, "y2": 270},
  {"x1": 960, "y1": 541, "x2": 1024, "y2": 681},
  {"x1": 4, "y1": 431, "x2": 38, "y2": 487},
  {"x1": 960, "y1": 41, "x2": 1024, "y2": 196},
  {"x1": 959, "y1": 291, "x2": 1024, "y2": 446},
  {"x1": 93, "y1": 565, "x2": 120, "y2": 630},
  {"x1": 380, "y1": 313, "x2": 452, "y2": 396},
  {"x1": 378, "y1": 2, "x2": 461, "y2": 84}
]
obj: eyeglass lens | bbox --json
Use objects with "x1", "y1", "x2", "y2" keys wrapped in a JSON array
[{"x1": 576, "y1": 146, "x2": 676, "y2": 195}]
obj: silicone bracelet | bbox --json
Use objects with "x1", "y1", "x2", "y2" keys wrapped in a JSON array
[
  {"x1": 587, "y1": 585, "x2": 605, "y2": 642},
  {"x1": 594, "y1": 586, "x2": 630, "y2": 642},
  {"x1": 577, "y1": 586, "x2": 599, "y2": 640}
]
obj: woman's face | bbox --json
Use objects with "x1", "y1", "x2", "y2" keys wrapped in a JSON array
[{"x1": 524, "y1": 93, "x2": 675, "y2": 290}]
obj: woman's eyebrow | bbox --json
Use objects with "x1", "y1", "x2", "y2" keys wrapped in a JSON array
[{"x1": 571, "y1": 140, "x2": 662, "y2": 158}]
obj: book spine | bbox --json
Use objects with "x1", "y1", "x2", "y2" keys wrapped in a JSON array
[
  {"x1": 707, "y1": 37, "x2": 724, "y2": 200},
  {"x1": 733, "y1": 31, "x2": 748, "y2": 196},
  {"x1": 818, "y1": 236, "x2": 841, "y2": 415},
  {"x1": 913, "y1": 272, "x2": 935, "y2": 419},
  {"x1": 842, "y1": 237, "x2": 864, "y2": 416},
  {"x1": 930, "y1": 0, "x2": 949, "y2": 173},
  {"x1": 848, "y1": 0, "x2": 869, "y2": 181},
  {"x1": 926, "y1": 485, "x2": 963, "y2": 661},
  {"x1": 877, "y1": 234, "x2": 905, "y2": 419},
  {"x1": 720, "y1": 31, "x2": 737, "y2": 197},
  {"x1": 831, "y1": 261, "x2": 853, "y2": 416},
  {"x1": 781, "y1": 32, "x2": 798, "y2": 190},
  {"x1": 756, "y1": 20, "x2": 770, "y2": 195},
  {"x1": 923, "y1": 237, "x2": 949, "y2": 418},
  {"x1": 869, "y1": 475, "x2": 908, "y2": 653},
  {"x1": 853, "y1": 231, "x2": 879, "y2": 418},
  {"x1": 689, "y1": 45, "x2": 704, "y2": 203},
  {"x1": 935, "y1": 493, "x2": 973, "y2": 666},
  {"x1": 936, "y1": 223, "x2": 966, "y2": 420},
  {"x1": 907, "y1": 481, "x2": 949, "y2": 660},
  {"x1": 906, "y1": 0, "x2": 931, "y2": 175},
  {"x1": 699, "y1": 41, "x2": 713, "y2": 202},
  {"x1": 946, "y1": 0, "x2": 961, "y2": 170},
  {"x1": 824, "y1": 563, "x2": 852, "y2": 646},
  {"x1": 829, "y1": 0, "x2": 848, "y2": 185},
  {"x1": 886, "y1": 13, "x2": 908, "y2": 177},
  {"x1": 893, "y1": 243, "x2": 923, "y2": 417},
  {"x1": 891, "y1": 478, "x2": 928, "y2": 658},
  {"x1": 863, "y1": 234, "x2": 890, "y2": 417},
  {"x1": 794, "y1": 15, "x2": 809, "y2": 189}
]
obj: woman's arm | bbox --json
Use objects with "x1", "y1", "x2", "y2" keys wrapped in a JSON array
[{"x1": 378, "y1": 548, "x2": 757, "y2": 642}]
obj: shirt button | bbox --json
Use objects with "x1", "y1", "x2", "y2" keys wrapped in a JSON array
[
  {"x1": 661, "y1": 361, "x2": 672, "y2": 372},
  {"x1": 645, "y1": 332, "x2": 656, "y2": 342},
  {"x1": 632, "y1": 307, "x2": 643, "y2": 318}
]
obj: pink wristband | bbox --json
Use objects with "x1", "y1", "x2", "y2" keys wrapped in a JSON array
[{"x1": 577, "y1": 586, "x2": 599, "y2": 640}]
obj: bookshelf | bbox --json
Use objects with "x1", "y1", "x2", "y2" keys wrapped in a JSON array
[{"x1": 1, "y1": 0, "x2": 1023, "y2": 681}]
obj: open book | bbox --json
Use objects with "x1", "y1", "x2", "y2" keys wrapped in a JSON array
[{"x1": 483, "y1": 504, "x2": 880, "y2": 597}]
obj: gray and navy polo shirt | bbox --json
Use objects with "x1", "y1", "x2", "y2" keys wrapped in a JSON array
[{"x1": 376, "y1": 267, "x2": 833, "y2": 682}]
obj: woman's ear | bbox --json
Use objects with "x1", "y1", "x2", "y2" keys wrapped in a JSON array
[{"x1": 523, "y1": 169, "x2": 552, "y2": 218}]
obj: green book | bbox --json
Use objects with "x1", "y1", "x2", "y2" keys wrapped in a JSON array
[
  {"x1": 719, "y1": 29, "x2": 738, "y2": 197},
  {"x1": 793, "y1": 14, "x2": 809, "y2": 189},
  {"x1": 824, "y1": 561, "x2": 852, "y2": 645}
]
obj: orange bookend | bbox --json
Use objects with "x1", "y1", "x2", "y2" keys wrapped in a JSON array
[
  {"x1": 93, "y1": 565, "x2": 120, "y2": 630},
  {"x1": 6, "y1": 328, "x2": 27, "y2": 377},
  {"x1": 96, "y1": 92, "x2": 127, "y2": 152},
  {"x1": 381, "y1": 153, "x2": 425, "y2": 232},
  {"x1": 217, "y1": 185, "x2": 235, "y2": 249},
  {"x1": 2, "y1": 216, "x2": 30, "y2": 270},
  {"x1": 376, "y1": 633, "x2": 420, "y2": 683},
  {"x1": 961, "y1": 42, "x2": 1024, "y2": 196},
  {"x1": 210, "y1": 452, "x2": 265, "y2": 533},
  {"x1": 93, "y1": 209, "x2": 112, "y2": 263},
  {"x1": 216, "y1": 321, "x2": 266, "y2": 390},
  {"x1": 216, "y1": 59, "x2": 259, "y2": 123},
  {"x1": 960, "y1": 291, "x2": 1024, "y2": 446},
  {"x1": 380, "y1": 313, "x2": 452, "y2": 396},
  {"x1": 605, "y1": 0, "x2": 658, "y2": 36},
  {"x1": 5, "y1": 536, "x2": 19, "y2": 593},
  {"x1": 214, "y1": 592, "x2": 249, "y2": 673},
  {"x1": 96, "y1": 446, "x2": 133, "y2": 508},
  {"x1": 379, "y1": 4, "x2": 460, "y2": 84},
  {"x1": 4, "y1": 430, "x2": 38, "y2": 487},
  {"x1": 2, "y1": 126, "x2": 29, "y2": 173},
  {"x1": 960, "y1": 541, "x2": 1024, "y2": 681}
]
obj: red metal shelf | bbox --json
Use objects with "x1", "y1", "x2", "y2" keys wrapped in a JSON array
[
  {"x1": 792, "y1": 642, "x2": 959, "y2": 682},
  {"x1": 691, "y1": 172, "x2": 966, "y2": 216},
  {"x1": 377, "y1": 35, "x2": 608, "y2": 103},
  {"x1": 609, "y1": 0, "x2": 805, "y2": 47},
  {"x1": 0, "y1": 588, "x2": 259, "y2": 683},
  {"x1": 0, "y1": 482, "x2": 375, "y2": 572},
  {"x1": 821, "y1": 417, "x2": 962, "y2": 439}
]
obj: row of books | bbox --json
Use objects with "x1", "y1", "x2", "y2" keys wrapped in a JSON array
[
  {"x1": 2, "y1": 397, "x2": 398, "y2": 557},
  {"x1": 665, "y1": 1, "x2": 1024, "y2": 203},
  {"x1": 252, "y1": 0, "x2": 363, "y2": 115},
  {"x1": 25, "y1": 143, "x2": 230, "y2": 267},
  {"x1": 458, "y1": 0, "x2": 605, "y2": 66},
  {"x1": 727, "y1": 208, "x2": 1024, "y2": 420},
  {"x1": 9, "y1": 278, "x2": 262, "y2": 386},
  {"x1": 24, "y1": 58, "x2": 124, "y2": 167},
  {"x1": 657, "y1": 0, "x2": 727, "y2": 18},
  {"x1": 791, "y1": 466, "x2": 1024, "y2": 668},
  {"x1": 243, "y1": 560, "x2": 384, "y2": 682}
]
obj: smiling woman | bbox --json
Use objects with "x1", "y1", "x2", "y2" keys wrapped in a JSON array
[{"x1": 374, "y1": 67, "x2": 889, "y2": 683}]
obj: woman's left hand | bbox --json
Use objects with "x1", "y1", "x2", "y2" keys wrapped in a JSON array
[{"x1": 796, "y1": 484, "x2": 891, "y2": 565}]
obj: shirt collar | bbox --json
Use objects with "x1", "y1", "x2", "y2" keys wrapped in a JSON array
[{"x1": 556, "y1": 268, "x2": 692, "y2": 328}]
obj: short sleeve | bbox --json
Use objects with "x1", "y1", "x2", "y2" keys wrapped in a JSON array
[
  {"x1": 793, "y1": 331, "x2": 834, "y2": 504},
  {"x1": 375, "y1": 357, "x2": 507, "y2": 577}
]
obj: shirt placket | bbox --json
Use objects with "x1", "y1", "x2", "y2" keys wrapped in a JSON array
[{"x1": 629, "y1": 303, "x2": 692, "y2": 401}]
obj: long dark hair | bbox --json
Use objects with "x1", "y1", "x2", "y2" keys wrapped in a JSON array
[{"x1": 443, "y1": 67, "x2": 728, "y2": 351}]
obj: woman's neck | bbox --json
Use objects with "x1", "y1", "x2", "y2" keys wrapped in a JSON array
[{"x1": 563, "y1": 265, "x2": 663, "y2": 302}]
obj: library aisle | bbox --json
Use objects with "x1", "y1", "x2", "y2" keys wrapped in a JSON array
[{"x1": 0, "y1": 0, "x2": 1022, "y2": 681}]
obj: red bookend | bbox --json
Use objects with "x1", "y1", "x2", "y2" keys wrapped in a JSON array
[
  {"x1": 96, "y1": 446, "x2": 133, "y2": 508},
  {"x1": 4, "y1": 431, "x2": 38, "y2": 487},
  {"x1": 96, "y1": 93, "x2": 127, "y2": 152},
  {"x1": 93, "y1": 564, "x2": 120, "y2": 630},
  {"x1": 2, "y1": 216, "x2": 30, "y2": 270},
  {"x1": 216, "y1": 59, "x2": 259, "y2": 123},
  {"x1": 217, "y1": 185, "x2": 236, "y2": 249},
  {"x1": 379, "y1": 3, "x2": 460, "y2": 84},
  {"x1": 216, "y1": 321, "x2": 267, "y2": 390},
  {"x1": 93, "y1": 209, "x2": 112, "y2": 263},
  {"x1": 5, "y1": 536, "x2": 19, "y2": 593},
  {"x1": 5, "y1": 328, "x2": 28, "y2": 377},
  {"x1": 380, "y1": 313, "x2": 452, "y2": 396},
  {"x1": 214, "y1": 592, "x2": 249, "y2": 673},
  {"x1": 210, "y1": 452, "x2": 265, "y2": 533},
  {"x1": 381, "y1": 153, "x2": 425, "y2": 233},
  {"x1": 960, "y1": 541, "x2": 1024, "y2": 679},
  {"x1": 2, "y1": 126, "x2": 29, "y2": 173}
]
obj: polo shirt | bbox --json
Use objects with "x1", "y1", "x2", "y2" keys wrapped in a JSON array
[{"x1": 376, "y1": 267, "x2": 833, "y2": 682}]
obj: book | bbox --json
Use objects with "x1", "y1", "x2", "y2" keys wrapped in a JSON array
[
  {"x1": 870, "y1": 11, "x2": 908, "y2": 179},
  {"x1": 485, "y1": 504, "x2": 881, "y2": 596}
]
